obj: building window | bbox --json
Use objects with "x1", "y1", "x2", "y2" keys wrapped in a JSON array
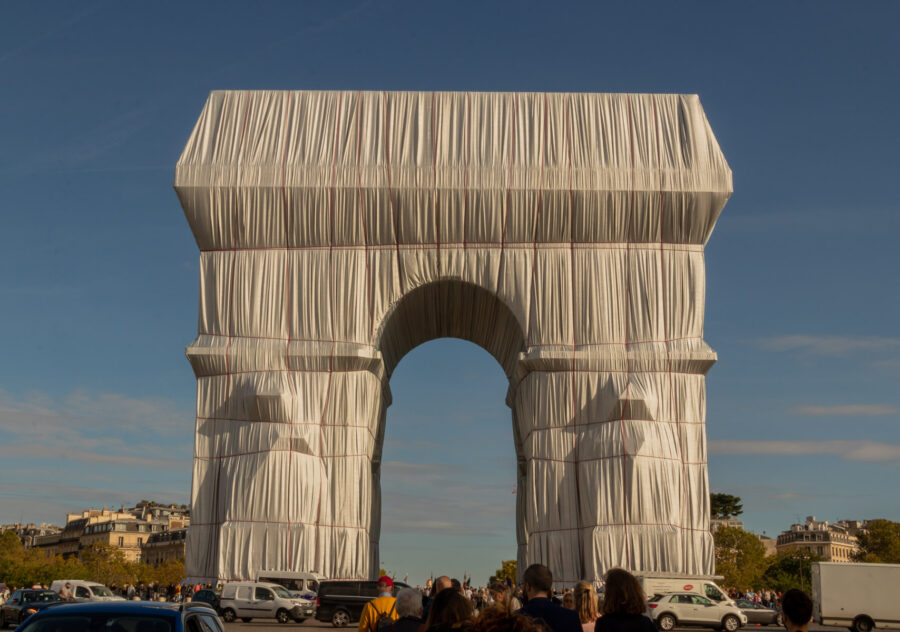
[
  {"x1": 137, "y1": 537, "x2": 143, "y2": 545},
  {"x1": 118, "y1": 536, "x2": 124, "y2": 546}
]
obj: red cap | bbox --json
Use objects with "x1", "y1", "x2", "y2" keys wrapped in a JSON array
[{"x1": 377, "y1": 575, "x2": 394, "y2": 588}]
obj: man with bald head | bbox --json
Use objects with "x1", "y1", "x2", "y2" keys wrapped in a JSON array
[{"x1": 422, "y1": 576, "x2": 452, "y2": 621}]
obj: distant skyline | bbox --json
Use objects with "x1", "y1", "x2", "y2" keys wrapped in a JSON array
[{"x1": 1, "y1": 1, "x2": 898, "y2": 585}]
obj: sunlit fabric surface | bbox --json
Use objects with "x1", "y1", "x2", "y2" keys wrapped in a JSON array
[{"x1": 176, "y1": 91, "x2": 731, "y2": 584}]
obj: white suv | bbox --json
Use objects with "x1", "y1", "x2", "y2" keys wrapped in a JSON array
[{"x1": 648, "y1": 593, "x2": 747, "y2": 632}]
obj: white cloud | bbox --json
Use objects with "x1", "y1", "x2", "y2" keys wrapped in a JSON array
[
  {"x1": 0, "y1": 445, "x2": 185, "y2": 469},
  {"x1": 709, "y1": 439, "x2": 900, "y2": 462},
  {"x1": 757, "y1": 335, "x2": 900, "y2": 356},
  {"x1": 791, "y1": 404, "x2": 897, "y2": 416},
  {"x1": 0, "y1": 387, "x2": 193, "y2": 524},
  {"x1": 380, "y1": 461, "x2": 516, "y2": 536},
  {"x1": 0, "y1": 387, "x2": 190, "y2": 454}
]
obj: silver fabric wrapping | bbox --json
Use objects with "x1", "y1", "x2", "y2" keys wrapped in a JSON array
[{"x1": 175, "y1": 91, "x2": 731, "y2": 584}]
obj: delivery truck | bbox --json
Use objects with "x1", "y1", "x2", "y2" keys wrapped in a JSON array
[
  {"x1": 812, "y1": 561, "x2": 900, "y2": 632},
  {"x1": 635, "y1": 573, "x2": 735, "y2": 606}
]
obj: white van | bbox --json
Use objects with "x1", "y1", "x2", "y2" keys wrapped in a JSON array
[
  {"x1": 635, "y1": 574, "x2": 734, "y2": 607},
  {"x1": 256, "y1": 571, "x2": 324, "y2": 599},
  {"x1": 219, "y1": 581, "x2": 315, "y2": 624},
  {"x1": 49, "y1": 580, "x2": 124, "y2": 601}
]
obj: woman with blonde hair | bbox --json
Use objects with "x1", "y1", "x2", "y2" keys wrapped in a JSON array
[
  {"x1": 573, "y1": 582, "x2": 598, "y2": 632},
  {"x1": 594, "y1": 569, "x2": 655, "y2": 632}
]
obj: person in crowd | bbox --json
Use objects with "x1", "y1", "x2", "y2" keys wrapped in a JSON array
[
  {"x1": 573, "y1": 582, "x2": 598, "y2": 632},
  {"x1": 59, "y1": 582, "x2": 75, "y2": 601},
  {"x1": 488, "y1": 582, "x2": 522, "y2": 612},
  {"x1": 359, "y1": 575, "x2": 399, "y2": 632},
  {"x1": 780, "y1": 589, "x2": 813, "y2": 632},
  {"x1": 593, "y1": 569, "x2": 654, "y2": 632},
  {"x1": 473, "y1": 605, "x2": 548, "y2": 632},
  {"x1": 424, "y1": 587, "x2": 474, "y2": 632},
  {"x1": 394, "y1": 588, "x2": 425, "y2": 632},
  {"x1": 423, "y1": 576, "x2": 453, "y2": 621},
  {"x1": 562, "y1": 594, "x2": 575, "y2": 610},
  {"x1": 517, "y1": 564, "x2": 581, "y2": 632}
]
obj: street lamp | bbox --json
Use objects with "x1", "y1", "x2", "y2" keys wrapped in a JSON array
[{"x1": 791, "y1": 554, "x2": 810, "y2": 591}]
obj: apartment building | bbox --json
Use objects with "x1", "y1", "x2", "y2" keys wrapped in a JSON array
[
  {"x1": 141, "y1": 529, "x2": 187, "y2": 566},
  {"x1": 31, "y1": 504, "x2": 189, "y2": 562},
  {"x1": 775, "y1": 516, "x2": 865, "y2": 562}
]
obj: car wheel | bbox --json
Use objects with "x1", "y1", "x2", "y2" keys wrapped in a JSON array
[
  {"x1": 276, "y1": 610, "x2": 290, "y2": 624},
  {"x1": 723, "y1": 615, "x2": 741, "y2": 632},
  {"x1": 240, "y1": 618, "x2": 252, "y2": 623},
  {"x1": 658, "y1": 614, "x2": 676, "y2": 631},
  {"x1": 853, "y1": 618, "x2": 874, "y2": 632},
  {"x1": 221, "y1": 609, "x2": 236, "y2": 623},
  {"x1": 332, "y1": 609, "x2": 351, "y2": 628}
]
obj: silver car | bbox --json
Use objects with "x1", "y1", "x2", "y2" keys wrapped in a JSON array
[{"x1": 648, "y1": 593, "x2": 748, "y2": 632}]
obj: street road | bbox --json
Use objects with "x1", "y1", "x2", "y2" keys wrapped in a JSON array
[{"x1": 221, "y1": 620, "x2": 847, "y2": 632}]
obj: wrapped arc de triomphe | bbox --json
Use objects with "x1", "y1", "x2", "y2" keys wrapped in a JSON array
[{"x1": 175, "y1": 91, "x2": 732, "y2": 584}]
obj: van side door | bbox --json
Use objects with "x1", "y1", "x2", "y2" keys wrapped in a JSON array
[
  {"x1": 234, "y1": 586, "x2": 253, "y2": 617},
  {"x1": 252, "y1": 586, "x2": 276, "y2": 617}
]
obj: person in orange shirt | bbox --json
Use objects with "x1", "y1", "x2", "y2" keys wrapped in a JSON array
[{"x1": 358, "y1": 576, "x2": 399, "y2": 632}]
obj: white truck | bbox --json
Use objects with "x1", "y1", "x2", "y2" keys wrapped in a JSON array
[
  {"x1": 812, "y1": 562, "x2": 900, "y2": 632},
  {"x1": 636, "y1": 573, "x2": 735, "y2": 607}
]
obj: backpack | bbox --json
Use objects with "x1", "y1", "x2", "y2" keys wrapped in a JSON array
[{"x1": 374, "y1": 602, "x2": 397, "y2": 632}]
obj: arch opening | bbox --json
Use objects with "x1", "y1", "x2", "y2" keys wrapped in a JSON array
[
  {"x1": 379, "y1": 338, "x2": 518, "y2": 581},
  {"x1": 376, "y1": 280, "x2": 526, "y2": 381}
]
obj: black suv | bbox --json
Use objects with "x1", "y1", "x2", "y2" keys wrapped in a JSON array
[{"x1": 315, "y1": 580, "x2": 410, "y2": 627}]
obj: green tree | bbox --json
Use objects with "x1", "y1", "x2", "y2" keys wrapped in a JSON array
[
  {"x1": 489, "y1": 560, "x2": 517, "y2": 586},
  {"x1": 710, "y1": 494, "x2": 743, "y2": 520},
  {"x1": 713, "y1": 526, "x2": 767, "y2": 590},
  {"x1": 854, "y1": 519, "x2": 900, "y2": 563},
  {"x1": 0, "y1": 530, "x2": 27, "y2": 586},
  {"x1": 762, "y1": 551, "x2": 823, "y2": 593},
  {"x1": 80, "y1": 543, "x2": 132, "y2": 586}
]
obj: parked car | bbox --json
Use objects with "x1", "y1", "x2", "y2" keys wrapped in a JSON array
[
  {"x1": 648, "y1": 593, "x2": 748, "y2": 632},
  {"x1": 6, "y1": 600, "x2": 222, "y2": 632},
  {"x1": 219, "y1": 582, "x2": 314, "y2": 624},
  {"x1": 315, "y1": 580, "x2": 410, "y2": 627},
  {"x1": 48, "y1": 581, "x2": 123, "y2": 602},
  {"x1": 189, "y1": 590, "x2": 221, "y2": 614},
  {"x1": 734, "y1": 600, "x2": 782, "y2": 626},
  {"x1": 0, "y1": 590, "x2": 62, "y2": 628}
]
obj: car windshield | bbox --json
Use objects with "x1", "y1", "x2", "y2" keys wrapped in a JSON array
[
  {"x1": 20, "y1": 615, "x2": 174, "y2": 632},
  {"x1": 648, "y1": 595, "x2": 663, "y2": 603},
  {"x1": 272, "y1": 586, "x2": 293, "y2": 599},
  {"x1": 24, "y1": 592, "x2": 60, "y2": 603},
  {"x1": 89, "y1": 586, "x2": 114, "y2": 598}
]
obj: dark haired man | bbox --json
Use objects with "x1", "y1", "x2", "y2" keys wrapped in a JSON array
[
  {"x1": 781, "y1": 589, "x2": 813, "y2": 632},
  {"x1": 518, "y1": 564, "x2": 581, "y2": 632}
]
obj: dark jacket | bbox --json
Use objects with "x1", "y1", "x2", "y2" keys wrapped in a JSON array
[
  {"x1": 393, "y1": 616, "x2": 423, "y2": 632},
  {"x1": 518, "y1": 597, "x2": 582, "y2": 632},
  {"x1": 594, "y1": 613, "x2": 657, "y2": 632}
]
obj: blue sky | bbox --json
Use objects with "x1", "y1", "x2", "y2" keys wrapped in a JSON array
[{"x1": 1, "y1": 1, "x2": 898, "y2": 585}]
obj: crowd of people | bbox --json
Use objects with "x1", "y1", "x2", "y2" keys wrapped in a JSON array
[
  {"x1": 355, "y1": 565, "x2": 816, "y2": 632},
  {"x1": 0, "y1": 581, "x2": 210, "y2": 603},
  {"x1": 726, "y1": 588, "x2": 781, "y2": 609},
  {"x1": 2, "y1": 565, "x2": 816, "y2": 632}
]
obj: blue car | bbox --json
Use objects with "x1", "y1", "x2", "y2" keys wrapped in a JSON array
[{"x1": 11, "y1": 601, "x2": 225, "y2": 632}]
